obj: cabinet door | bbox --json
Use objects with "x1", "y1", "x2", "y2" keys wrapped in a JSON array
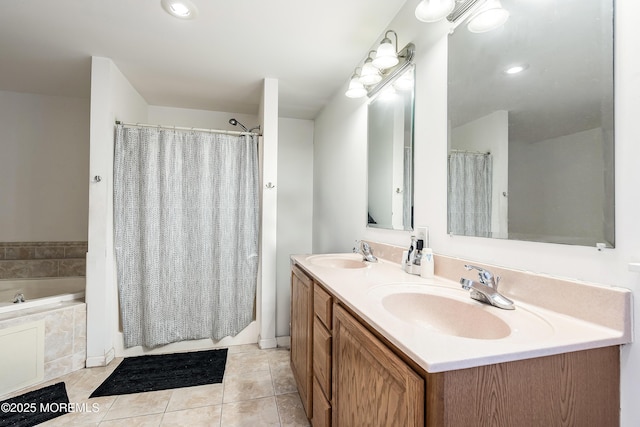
[
  {"x1": 291, "y1": 266, "x2": 313, "y2": 418},
  {"x1": 313, "y1": 316, "x2": 332, "y2": 399},
  {"x1": 333, "y1": 304, "x2": 424, "y2": 427}
]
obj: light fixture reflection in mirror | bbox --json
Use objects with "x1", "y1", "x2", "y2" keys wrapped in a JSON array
[
  {"x1": 367, "y1": 65, "x2": 415, "y2": 231},
  {"x1": 447, "y1": 0, "x2": 614, "y2": 247}
]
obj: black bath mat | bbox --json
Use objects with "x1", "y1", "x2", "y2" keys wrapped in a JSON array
[
  {"x1": 89, "y1": 348, "x2": 228, "y2": 398},
  {"x1": 0, "y1": 382, "x2": 70, "y2": 427}
]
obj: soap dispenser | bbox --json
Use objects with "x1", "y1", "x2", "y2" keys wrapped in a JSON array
[{"x1": 404, "y1": 236, "x2": 423, "y2": 275}]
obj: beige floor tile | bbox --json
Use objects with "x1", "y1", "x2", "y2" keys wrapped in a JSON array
[
  {"x1": 224, "y1": 351, "x2": 271, "y2": 375},
  {"x1": 165, "y1": 383, "x2": 223, "y2": 412},
  {"x1": 266, "y1": 348, "x2": 291, "y2": 370},
  {"x1": 102, "y1": 390, "x2": 172, "y2": 421},
  {"x1": 40, "y1": 393, "x2": 117, "y2": 426},
  {"x1": 9, "y1": 347, "x2": 309, "y2": 427},
  {"x1": 276, "y1": 393, "x2": 310, "y2": 427},
  {"x1": 220, "y1": 396, "x2": 280, "y2": 427},
  {"x1": 223, "y1": 369, "x2": 274, "y2": 403},
  {"x1": 160, "y1": 404, "x2": 221, "y2": 426},
  {"x1": 271, "y1": 365, "x2": 298, "y2": 395},
  {"x1": 72, "y1": 360, "x2": 123, "y2": 394},
  {"x1": 226, "y1": 344, "x2": 261, "y2": 355},
  {"x1": 99, "y1": 413, "x2": 163, "y2": 426}
]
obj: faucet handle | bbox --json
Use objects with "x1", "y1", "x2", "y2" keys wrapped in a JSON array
[{"x1": 464, "y1": 264, "x2": 498, "y2": 287}]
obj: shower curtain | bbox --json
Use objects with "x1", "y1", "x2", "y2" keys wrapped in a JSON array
[
  {"x1": 113, "y1": 125, "x2": 259, "y2": 348},
  {"x1": 448, "y1": 152, "x2": 493, "y2": 237}
]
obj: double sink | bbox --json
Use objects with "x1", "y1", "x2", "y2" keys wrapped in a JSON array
[
  {"x1": 307, "y1": 253, "x2": 552, "y2": 341},
  {"x1": 300, "y1": 252, "x2": 629, "y2": 372}
]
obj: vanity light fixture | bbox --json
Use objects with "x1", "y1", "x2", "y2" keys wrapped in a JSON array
[
  {"x1": 415, "y1": 0, "x2": 455, "y2": 23},
  {"x1": 345, "y1": 68, "x2": 368, "y2": 98},
  {"x1": 373, "y1": 30, "x2": 400, "y2": 69},
  {"x1": 360, "y1": 51, "x2": 383, "y2": 86},
  {"x1": 345, "y1": 30, "x2": 415, "y2": 99},
  {"x1": 161, "y1": 0, "x2": 198, "y2": 19},
  {"x1": 467, "y1": 0, "x2": 509, "y2": 33}
]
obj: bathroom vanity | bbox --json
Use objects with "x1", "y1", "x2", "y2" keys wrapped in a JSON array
[{"x1": 290, "y1": 248, "x2": 631, "y2": 426}]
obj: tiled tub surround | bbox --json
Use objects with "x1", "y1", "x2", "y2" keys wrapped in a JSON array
[
  {"x1": 292, "y1": 243, "x2": 632, "y2": 372},
  {"x1": 0, "y1": 241, "x2": 87, "y2": 279},
  {"x1": 0, "y1": 301, "x2": 87, "y2": 392}
]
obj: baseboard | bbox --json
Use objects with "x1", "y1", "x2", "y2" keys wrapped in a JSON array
[
  {"x1": 85, "y1": 347, "x2": 116, "y2": 368},
  {"x1": 258, "y1": 336, "x2": 278, "y2": 349},
  {"x1": 276, "y1": 336, "x2": 290, "y2": 348}
]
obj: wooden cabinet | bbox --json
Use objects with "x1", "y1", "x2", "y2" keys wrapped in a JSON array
[
  {"x1": 332, "y1": 303, "x2": 425, "y2": 427},
  {"x1": 291, "y1": 262, "x2": 620, "y2": 427},
  {"x1": 312, "y1": 284, "x2": 333, "y2": 427},
  {"x1": 426, "y1": 345, "x2": 620, "y2": 426},
  {"x1": 290, "y1": 265, "x2": 313, "y2": 416}
]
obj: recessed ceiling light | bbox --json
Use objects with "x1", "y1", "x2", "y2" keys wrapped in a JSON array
[
  {"x1": 504, "y1": 64, "x2": 529, "y2": 75},
  {"x1": 161, "y1": 0, "x2": 198, "y2": 19}
]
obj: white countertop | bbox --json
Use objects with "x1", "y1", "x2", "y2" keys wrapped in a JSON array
[{"x1": 292, "y1": 253, "x2": 631, "y2": 373}]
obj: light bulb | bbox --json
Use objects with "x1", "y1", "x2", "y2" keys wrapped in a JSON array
[
  {"x1": 415, "y1": 0, "x2": 455, "y2": 23},
  {"x1": 345, "y1": 76, "x2": 367, "y2": 98},
  {"x1": 360, "y1": 61, "x2": 382, "y2": 86},
  {"x1": 372, "y1": 40, "x2": 399, "y2": 69},
  {"x1": 170, "y1": 3, "x2": 191, "y2": 16},
  {"x1": 161, "y1": 0, "x2": 198, "y2": 19},
  {"x1": 504, "y1": 64, "x2": 528, "y2": 74},
  {"x1": 467, "y1": 0, "x2": 509, "y2": 33}
]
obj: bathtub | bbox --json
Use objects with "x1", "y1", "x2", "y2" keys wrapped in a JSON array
[
  {"x1": 0, "y1": 277, "x2": 86, "y2": 395},
  {"x1": 0, "y1": 277, "x2": 85, "y2": 314}
]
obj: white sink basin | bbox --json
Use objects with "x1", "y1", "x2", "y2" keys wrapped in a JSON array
[
  {"x1": 307, "y1": 254, "x2": 368, "y2": 269},
  {"x1": 368, "y1": 283, "x2": 554, "y2": 341},
  {"x1": 382, "y1": 292, "x2": 511, "y2": 339}
]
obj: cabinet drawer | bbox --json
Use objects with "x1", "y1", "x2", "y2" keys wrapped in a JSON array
[
  {"x1": 313, "y1": 376, "x2": 331, "y2": 427},
  {"x1": 313, "y1": 317, "x2": 332, "y2": 399},
  {"x1": 314, "y1": 284, "x2": 333, "y2": 329}
]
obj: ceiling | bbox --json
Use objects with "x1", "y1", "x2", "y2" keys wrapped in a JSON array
[{"x1": 0, "y1": 0, "x2": 408, "y2": 119}]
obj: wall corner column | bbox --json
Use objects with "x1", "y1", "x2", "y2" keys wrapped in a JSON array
[{"x1": 258, "y1": 78, "x2": 279, "y2": 349}]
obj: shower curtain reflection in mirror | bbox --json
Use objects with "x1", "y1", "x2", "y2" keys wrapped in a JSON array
[
  {"x1": 448, "y1": 151, "x2": 493, "y2": 237},
  {"x1": 113, "y1": 125, "x2": 259, "y2": 348}
]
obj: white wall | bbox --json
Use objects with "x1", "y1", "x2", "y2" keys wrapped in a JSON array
[
  {"x1": 509, "y1": 127, "x2": 606, "y2": 244},
  {"x1": 86, "y1": 57, "x2": 148, "y2": 366},
  {"x1": 148, "y1": 106, "x2": 257, "y2": 131},
  {"x1": 0, "y1": 91, "x2": 89, "y2": 242},
  {"x1": 312, "y1": 1, "x2": 640, "y2": 425},
  {"x1": 276, "y1": 117, "x2": 314, "y2": 339}
]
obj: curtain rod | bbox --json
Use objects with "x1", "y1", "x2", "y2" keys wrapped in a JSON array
[
  {"x1": 115, "y1": 121, "x2": 261, "y2": 137},
  {"x1": 449, "y1": 149, "x2": 491, "y2": 155}
]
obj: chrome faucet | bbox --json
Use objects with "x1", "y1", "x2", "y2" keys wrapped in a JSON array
[
  {"x1": 460, "y1": 264, "x2": 514, "y2": 310},
  {"x1": 354, "y1": 240, "x2": 378, "y2": 263}
]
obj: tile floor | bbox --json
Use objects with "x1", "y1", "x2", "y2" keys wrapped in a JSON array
[{"x1": 4, "y1": 344, "x2": 310, "y2": 426}]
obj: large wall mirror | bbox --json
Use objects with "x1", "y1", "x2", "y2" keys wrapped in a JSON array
[
  {"x1": 447, "y1": 0, "x2": 614, "y2": 247},
  {"x1": 368, "y1": 64, "x2": 415, "y2": 231}
]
